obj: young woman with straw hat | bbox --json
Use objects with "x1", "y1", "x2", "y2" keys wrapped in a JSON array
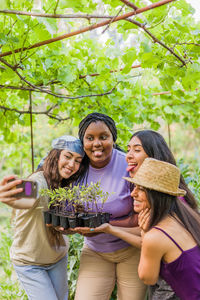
[
  {"x1": 80, "y1": 158, "x2": 200, "y2": 300},
  {"x1": 125, "y1": 158, "x2": 200, "y2": 300},
  {"x1": 126, "y1": 129, "x2": 198, "y2": 300}
]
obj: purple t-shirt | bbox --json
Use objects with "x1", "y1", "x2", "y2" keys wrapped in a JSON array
[{"x1": 84, "y1": 149, "x2": 133, "y2": 253}]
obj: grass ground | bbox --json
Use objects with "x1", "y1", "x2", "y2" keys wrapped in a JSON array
[{"x1": 0, "y1": 203, "x2": 28, "y2": 299}]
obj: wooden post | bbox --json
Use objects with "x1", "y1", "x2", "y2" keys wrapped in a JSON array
[
  {"x1": 168, "y1": 123, "x2": 171, "y2": 149},
  {"x1": 29, "y1": 91, "x2": 34, "y2": 172}
]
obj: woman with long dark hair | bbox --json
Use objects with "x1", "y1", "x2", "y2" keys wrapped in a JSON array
[{"x1": 0, "y1": 136, "x2": 86, "y2": 300}]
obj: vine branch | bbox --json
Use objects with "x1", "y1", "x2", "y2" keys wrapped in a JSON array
[
  {"x1": 102, "y1": 5, "x2": 125, "y2": 34},
  {"x1": 79, "y1": 64, "x2": 141, "y2": 79},
  {"x1": 3, "y1": 85, "x2": 195, "y2": 97},
  {"x1": 120, "y1": 0, "x2": 138, "y2": 10},
  {"x1": 0, "y1": 0, "x2": 175, "y2": 58},
  {"x1": 0, "y1": 10, "x2": 114, "y2": 19},
  {"x1": 54, "y1": 0, "x2": 60, "y2": 15},
  {"x1": 126, "y1": 18, "x2": 186, "y2": 66},
  {"x1": 173, "y1": 42, "x2": 200, "y2": 47},
  {"x1": 0, "y1": 58, "x2": 120, "y2": 99},
  {"x1": 0, "y1": 104, "x2": 70, "y2": 121}
]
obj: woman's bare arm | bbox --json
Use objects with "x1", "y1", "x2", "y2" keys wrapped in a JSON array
[
  {"x1": 138, "y1": 229, "x2": 165, "y2": 285},
  {"x1": 109, "y1": 213, "x2": 139, "y2": 227},
  {"x1": 72, "y1": 223, "x2": 142, "y2": 248}
]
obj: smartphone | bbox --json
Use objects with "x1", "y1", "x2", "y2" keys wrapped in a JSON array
[{"x1": 8, "y1": 179, "x2": 38, "y2": 198}]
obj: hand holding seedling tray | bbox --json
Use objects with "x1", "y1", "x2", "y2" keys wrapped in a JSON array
[{"x1": 40, "y1": 181, "x2": 112, "y2": 229}]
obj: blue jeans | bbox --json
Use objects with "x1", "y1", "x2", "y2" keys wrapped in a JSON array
[{"x1": 13, "y1": 255, "x2": 68, "y2": 300}]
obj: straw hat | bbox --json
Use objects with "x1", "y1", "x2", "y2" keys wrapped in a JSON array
[{"x1": 124, "y1": 158, "x2": 186, "y2": 197}]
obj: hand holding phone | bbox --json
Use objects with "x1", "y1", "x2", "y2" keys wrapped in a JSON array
[
  {"x1": 0, "y1": 176, "x2": 22, "y2": 202},
  {"x1": 8, "y1": 178, "x2": 38, "y2": 198}
]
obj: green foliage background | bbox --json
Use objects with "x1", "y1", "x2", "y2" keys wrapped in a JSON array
[
  {"x1": 0, "y1": 0, "x2": 199, "y2": 174},
  {"x1": 0, "y1": 0, "x2": 200, "y2": 299}
]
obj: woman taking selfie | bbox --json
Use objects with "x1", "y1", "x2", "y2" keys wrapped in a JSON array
[{"x1": 0, "y1": 136, "x2": 85, "y2": 300}]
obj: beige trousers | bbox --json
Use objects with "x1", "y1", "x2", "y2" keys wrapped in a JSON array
[{"x1": 75, "y1": 245, "x2": 147, "y2": 300}]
